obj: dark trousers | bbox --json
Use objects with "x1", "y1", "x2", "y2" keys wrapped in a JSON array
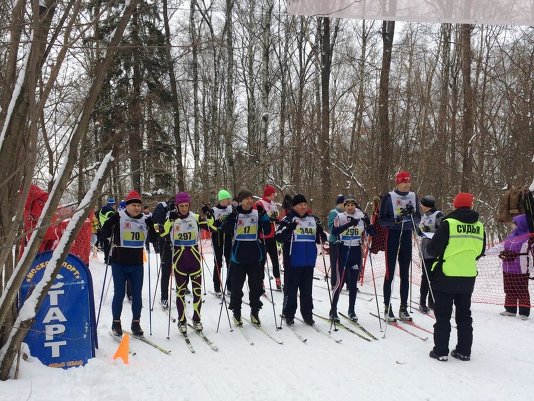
[
  {"x1": 420, "y1": 258, "x2": 436, "y2": 305},
  {"x1": 212, "y1": 239, "x2": 232, "y2": 292},
  {"x1": 433, "y1": 290, "x2": 473, "y2": 357},
  {"x1": 383, "y1": 229, "x2": 412, "y2": 306},
  {"x1": 159, "y1": 239, "x2": 173, "y2": 301},
  {"x1": 261, "y1": 237, "x2": 281, "y2": 279},
  {"x1": 229, "y1": 262, "x2": 264, "y2": 312},
  {"x1": 282, "y1": 267, "x2": 314, "y2": 319},
  {"x1": 503, "y1": 272, "x2": 531, "y2": 316},
  {"x1": 328, "y1": 242, "x2": 339, "y2": 286},
  {"x1": 103, "y1": 238, "x2": 111, "y2": 264},
  {"x1": 331, "y1": 246, "x2": 361, "y2": 314},
  {"x1": 111, "y1": 263, "x2": 144, "y2": 321}
]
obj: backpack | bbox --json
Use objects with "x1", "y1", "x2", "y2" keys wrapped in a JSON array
[{"x1": 497, "y1": 186, "x2": 528, "y2": 223}]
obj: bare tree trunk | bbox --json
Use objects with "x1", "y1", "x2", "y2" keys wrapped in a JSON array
[
  {"x1": 163, "y1": 0, "x2": 185, "y2": 191},
  {"x1": 259, "y1": 0, "x2": 274, "y2": 179},
  {"x1": 130, "y1": 8, "x2": 142, "y2": 191},
  {"x1": 190, "y1": 0, "x2": 200, "y2": 181},
  {"x1": 460, "y1": 24, "x2": 474, "y2": 191},
  {"x1": 318, "y1": 17, "x2": 339, "y2": 220},
  {"x1": 224, "y1": 0, "x2": 236, "y2": 193},
  {"x1": 377, "y1": 20, "x2": 395, "y2": 194}
]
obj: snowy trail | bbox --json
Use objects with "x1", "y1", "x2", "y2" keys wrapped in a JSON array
[{"x1": 1, "y1": 244, "x2": 533, "y2": 401}]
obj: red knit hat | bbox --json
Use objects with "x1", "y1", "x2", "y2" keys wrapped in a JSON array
[
  {"x1": 453, "y1": 192, "x2": 474, "y2": 209},
  {"x1": 395, "y1": 171, "x2": 411, "y2": 184},
  {"x1": 263, "y1": 185, "x2": 276, "y2": 197},
  {"x1": 125, "y1": 190, "x2": 142, "y2": 205}
]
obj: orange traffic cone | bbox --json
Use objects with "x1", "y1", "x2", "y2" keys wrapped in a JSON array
[{"x1": 113, "y1": 333, "x2": 130, "y2": 365}]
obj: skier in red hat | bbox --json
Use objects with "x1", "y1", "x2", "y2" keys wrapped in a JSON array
[{"x1": 101, "y1": 190, "x2": 155, "y2": 338}]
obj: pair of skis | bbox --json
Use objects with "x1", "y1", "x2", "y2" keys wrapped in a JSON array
[
  {"x1": 369, "y1": 313, "x2": 430, "y2": 341},
  {"x1": 177, "y1": 324, "x2": 219, "y2": 353},
  {"x1": 119, "y1": 330, "x2": 172, "y2": 355},
  {"x1": 313, "y1": 313, "x2": 376, "y2": 342},
  {"x1": 295, "y1": 316, "x2": 342, "y2": 344},
  {"x1": 233, "y1": 317, "x2": 284, "y2": 345}
]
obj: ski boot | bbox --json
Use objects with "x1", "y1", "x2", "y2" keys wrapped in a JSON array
[
  {"x1": 178, "y1": 320, "x2": 187, "y2": 334},
  {"x1": 418, "y1": 303, "x2": 430, "y2": 314},
  {"x1": 450, "y1": 349, "x2": 470, "y2": 361},
  {"x1": 214, "y1": 291, "x2": 223, "y2": 299},
  {"x1": 347, "y1": 310, "x2": 358, "y2": 322},
  {"x1": 303, "y1": 316, "x2": 315, "y2": 326},
  {"x1": 398, "y1": 305, "x2": 413, "y2": 321},
  {"x1": 160, "y1": 299, "x2": 169, "y2": 310},
  {"x1": 500, "y1": 310, "x2": 515, "y2": 316},
  {"x1": 232, "y1": 309, "x2": 243, "y2": 326},
  {"x1": 131, "y1": 320, "x2": 144, "y2": 337},
  {"x1": 251, "y1": 310, "x2": 261, "y2": 326},
  {"x1": 329, "y1": 309, "x2": 340, "y2": 323},
  {"x1": 429, "y1": 350, "x2": 448, "y2": 362},
  {"x1": 285, "y1": 316, "x2": 295, "y2": 326},
  {"x1": 192, "y1": 320, "x2": 203, "y2": 332},
  {"x1": 111, "y1": 320, "x2": 123, "y2": 337},
  {"x1": 384, "y1": 304, "x2": 397, "y2": 322}
]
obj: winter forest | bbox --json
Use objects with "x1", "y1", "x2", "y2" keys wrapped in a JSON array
[{"x1": 0, "y1": 0, "x2": 533, "y2": 380}]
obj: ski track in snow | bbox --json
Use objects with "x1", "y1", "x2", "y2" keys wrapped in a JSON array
[{"x1": 1, "y1": 245, "x2": 533, "y2": 401}]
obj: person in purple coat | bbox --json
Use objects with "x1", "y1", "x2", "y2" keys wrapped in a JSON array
[{"x1": 499, "y1": 214, "x2": 533, "y2": 320}]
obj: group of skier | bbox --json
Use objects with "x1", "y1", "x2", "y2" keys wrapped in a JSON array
[{"x1": 96, "y1": 169, "x2": 490, "y2": 362}]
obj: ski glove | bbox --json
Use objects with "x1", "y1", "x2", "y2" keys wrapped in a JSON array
[
  {"x1": 169, "y1": 210, "x2": 179, "y2": 220},
  {"x1": 287, "y1": 220, "x2": 298, "y2": 231},
  {"x1": 347, "y1": 216, "x2": 360, "y2": 227},
  {"x1": 202, "y1": 204, "x2": 212, "y2": 215},
  {"x1": 257, "y1": 204, "x2": 266, "y2": 216}
]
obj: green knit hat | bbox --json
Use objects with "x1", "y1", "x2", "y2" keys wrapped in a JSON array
[{"x1": 217, "y1": 189, "x2": 232, "y2": 202}]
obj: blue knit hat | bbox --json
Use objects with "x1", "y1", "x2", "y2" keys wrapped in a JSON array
[{"x1": 107, "y1": 197, "x2": 115, "y2": 205}]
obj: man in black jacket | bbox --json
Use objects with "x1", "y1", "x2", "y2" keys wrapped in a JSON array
[
  {"x1": 222, "y1": 189, "x2": 271, "y2": 326},
  {"x1": 427, "y1": 192, "x2": 486, "y2": 362},
  {"x1": 101, "y1": 190, "x2": 156, "y2": 338}
]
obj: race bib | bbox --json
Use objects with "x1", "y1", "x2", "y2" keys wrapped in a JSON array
[{"x1": 235, "y1": 211, "x2": 259, "y2": 241}]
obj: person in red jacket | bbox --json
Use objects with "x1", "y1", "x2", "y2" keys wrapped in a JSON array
[{"x1": 256, "y1": 185, "x2": 282, "y2": 290}]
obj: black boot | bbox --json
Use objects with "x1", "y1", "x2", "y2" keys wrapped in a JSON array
[
  {"x1": 232, "y1": 309, "x2": 242, "y2": 326},
  {"x1": 111, "y1": 320, "x2": 123, "y2": 337},
  {"x1": 131, "y1": 320, "x2": 144, "y2": 337},
  {"x1": 251, "y1": 310, "x2": 261, "y2": 326}
]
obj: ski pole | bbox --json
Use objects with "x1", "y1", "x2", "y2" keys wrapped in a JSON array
[
  {"x1": 410, "y1": 214, "x2": 435, "y2": 306},
  {"x1": 367, "y1": 242, "x2": 382, "y2": 331},
  {"x1": 319, "y1": 236, "x2": 337, "y2": 331},
  {"x1": 199, "y1": 239, "x2": 207, "y2": 296},
  {"x1": 216, "y1": 231, "x2": 233, "y2": 333},
  {"x1": 216, "y1": 270, "x2": 233, "y2": 332},
  {"x1": 147, "y1": 245, "x2": 152, "y2": 336},
  {"x1": 96, "y1": 263, "x2": 110, "y2": 329},
  {"x1": 167, "y1": 245, "x2": 179, "y2": 339},
  {"x1": 151, "y1": 239, "x2": 165, "y2": 310},
  {"x1": 262, "y1": 237, "x2": 281, "y2": 331},
  {"x1": 96, "y1": 233, "x2": 114, "y2": 328},
  {"x1": 383, "y1": 219, "x2": 405, "y2": 339}
]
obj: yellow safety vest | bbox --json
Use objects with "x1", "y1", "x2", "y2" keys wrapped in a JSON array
[{"x1": 434, "y1": 218, "x2": 484, "y2": 277}]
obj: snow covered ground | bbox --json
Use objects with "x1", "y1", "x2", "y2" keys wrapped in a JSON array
[{"x1": 2, "y1": 244, "x2": 533, "y2": 401}]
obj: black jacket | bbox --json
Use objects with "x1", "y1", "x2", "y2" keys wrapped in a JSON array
[
  {"x1": 427, "y1": 208, "x2": 486, "y2": 294},
  {"x1": 101, "y1": 211, "x2": 156, "y2": 266},
  {"x1": 221, "y1": 206, "x2": 271, "y2": 265}
]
